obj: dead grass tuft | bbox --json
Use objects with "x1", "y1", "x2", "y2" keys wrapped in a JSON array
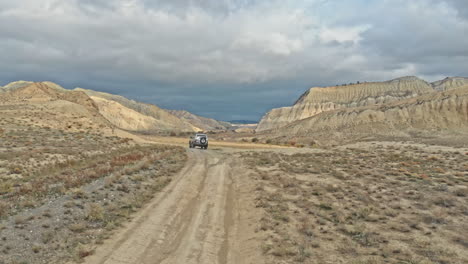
[{"x1": 86, "y1": 203, "x2": 105, "y2": 222}]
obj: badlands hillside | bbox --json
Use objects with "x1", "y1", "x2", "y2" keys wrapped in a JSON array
[
  {"x1": 0, "y1": 80, "x2": 33, "y2": 92},
  {"x1": 0, "y1": 81, "x2": 230, "y2": 135},
  {"x1": 0, "y1": 82, "x2": 115, "y2": 135},
  {"x1": 257, "y1": 76, "x2": 468, "y2": 145},
  {"x1": 168, "y1": 110, "x2": 231, "y2": 131},
  {"x1": 257, "y1": 76, "x2": 468, "y2": 132},
  {"x1": 0, "y1": 80, "x2": 70, "y2": 93},
  {"x1": 432, "y1": 77, "x2": 468, "y2": 91},
  {"x1": 75, "y1": 88, "x2": 199, "y2": 133},
  {"x1": 271, "y1": 85, "x2": 468, "y2": 144}
]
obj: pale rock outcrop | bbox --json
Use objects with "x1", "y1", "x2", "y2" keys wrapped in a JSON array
[
  {"x1": 431, "y1": 77, "x2": 468, "y2": 91},
  {"x1": 257, "y1": 76, "x2": 435, "y2": 131}
]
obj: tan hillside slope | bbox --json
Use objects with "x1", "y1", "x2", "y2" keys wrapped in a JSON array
[
  {"x1": 89, "y1": 96, "x2": 198, "y2": 132},
  {"x1": 76, "y1": 88, "x2": 199, "y2": 133},
  {"x1": 0, "y1": 80, "x2": 34, "y2": 92},
  {"x1": 4, "y1": 82, "x2": 98, "y2": 110},
  {"x1": 270, "y1": 86, "x2": 468, "y2": 143},
  {"x1": 431, "y1": 77, "x2": 468, "y2": 91},
  {"x1": 0, "y1": 82, "x2": 115, "y2": 134},
  {"x1": 257, "y1": 76, "x2": 435, "y2": 131},
  {"x1": 168, "y1": 110, "x2": 231, "y2": 131}
]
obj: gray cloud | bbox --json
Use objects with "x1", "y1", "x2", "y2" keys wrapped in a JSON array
[
  {"x1": 0, "y1": 0, "x2": 467, "y2": 121},
  {"x1": 357, "y1": 0, "x2": 468, "y2": 79},
  {"x1": 444, "y1": 0, "x2": 468, "y2": 18}
]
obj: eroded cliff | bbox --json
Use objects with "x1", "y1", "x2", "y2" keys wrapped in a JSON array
[
  {"x1": 431, "y1": 77, "x2": 468, "y2": 91},
  {"x1": 271, "y1": 86, "x2": 468, "y2": 143},
  {"x1": 257, "y1": 76, "x2": 436, "y2": 131}
]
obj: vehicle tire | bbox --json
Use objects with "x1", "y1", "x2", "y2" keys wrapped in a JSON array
[
  {"x1": 200, "y1": 138, "x2": 206, "y2": 145},
  {"x1": 205, "y1": 145, "x2": 208, "y2": 150},
  {"x1": 189, "y1": 143, "x2": 192, "y2": 148}
]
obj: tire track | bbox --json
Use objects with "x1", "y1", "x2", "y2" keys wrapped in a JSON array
[{"x1": 82, "y1": 149, "x2": 259, "y2": 264}]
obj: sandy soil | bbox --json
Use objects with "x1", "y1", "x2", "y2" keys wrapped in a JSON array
[
  {"x1": 46, "y1": 136, "x2": 466, "y2": 264},
  {"x1": 82, "y1": 149, "x2": 264, "y2": 264}
]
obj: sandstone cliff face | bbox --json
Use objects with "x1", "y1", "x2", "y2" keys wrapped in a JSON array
[
  {"x1": 76, "y1": 88, "x2": 199, "y2": 132},
  {"x1": 271, "y1": 86, "x2": 468, "y2": 141},
  {"x1": 431, "y1": 77, "x2": 468, "y2": 91},
  {"x1": 168, "y1": 110, "x2": 231, "y2": 131},
  {"x1": 257, "y1": 76, "x2": 435, "y2": 132}
]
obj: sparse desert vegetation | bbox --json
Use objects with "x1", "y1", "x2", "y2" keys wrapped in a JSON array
[
  {"x1": 0, "y1": 112, "x2": 187, "y2": 264},
  {"x1": 242, "y1": 143, "x2": 468, "y2": 263}
]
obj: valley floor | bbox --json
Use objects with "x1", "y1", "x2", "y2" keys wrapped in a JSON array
[
  {"x1": 81, "y1": 140, "x2": 468, "y2": 264},
  {"x1": 242, "y1": 143, "x2": 468, "y2": 264},
  {"x1": 1, "y1": 133, "x2": 467, "y2": 264},
  {"x1": 82, "y1": 149, "x2": 262, "y2": 264}
]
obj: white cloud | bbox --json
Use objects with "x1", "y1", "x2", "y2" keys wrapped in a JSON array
[
  {"x1": 232, "y1": 32, "x2": 303, "y2": 56},
  {"x1": 319, "y1": 25, "x2": 371, "y2": 44}
]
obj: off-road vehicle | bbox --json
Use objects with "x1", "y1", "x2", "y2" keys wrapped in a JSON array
[{"x1": 189, "y1": 133, "x2": 208, "y2": 149}]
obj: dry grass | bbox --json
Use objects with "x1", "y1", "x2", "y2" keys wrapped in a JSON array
[
  {"x1": 0, "y1": 113, "x2": 178, "y2": 218},
  {"x1": 243, "y1": 144, "x2": 468, "y2": 263},
  {"x1": 1, "y1": 142, "x2": 172, "y2": 216},
  {"x1": 0, "y1": 142, "x2": 186, "y2": 264},
  {"x1": 0, "y1": 111, "x2": 188, "y2": 264}
]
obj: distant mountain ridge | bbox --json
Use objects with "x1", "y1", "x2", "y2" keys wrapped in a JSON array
[
  {"x1": 229, "y1": 120, "x2": 258, "y2": 124},
  {"x1": 168, "y1": 110, "x2": 231, "y2": 131}
]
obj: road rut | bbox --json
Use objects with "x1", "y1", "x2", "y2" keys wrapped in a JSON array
[{"x1": 83, "y1": 149, "x2": 261, "y2": 264}]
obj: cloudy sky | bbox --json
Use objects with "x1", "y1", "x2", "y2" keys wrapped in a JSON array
[{"x1": 1, "y1": 0, "x2": 467, "y2": 121}]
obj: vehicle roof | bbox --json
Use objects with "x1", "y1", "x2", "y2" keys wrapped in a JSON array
[{"x1": 195, "y1": 133, "x2": 207, "y2": 136}]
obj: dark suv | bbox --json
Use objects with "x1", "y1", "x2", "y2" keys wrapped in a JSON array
[{"x1": 189, "y1": 133, "x2": 208, "y2": 149}]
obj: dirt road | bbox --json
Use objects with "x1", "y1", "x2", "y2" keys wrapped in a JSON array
[{"x1": 83, "y1": 149, "x2": 262, "y2": 264}]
